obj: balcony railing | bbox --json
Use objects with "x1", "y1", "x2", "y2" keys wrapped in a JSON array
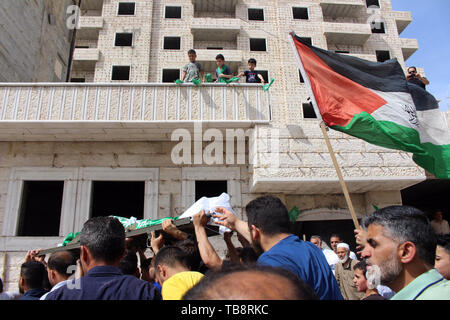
[
  {"x1": 0, "y1": 83, "x2": 271, "y2": 123},
  {"x1": 400, "y1": 38, "x2": 418, "y2": 61},
  {"x1": 392, "y1": 11, "x2": 412, "y2": 35}
]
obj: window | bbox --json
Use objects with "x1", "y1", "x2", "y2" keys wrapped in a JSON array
[
  {"x1": 250, "y1": 38, "x2": 267, "y2": 51},
  {"x1": 70, "y1": 78, "x2": 86, "y2": 82},
  {"x1": 17, "y1": 181, "x2": 64, "y2": 236},
  {"x1": 206, "y1": 47, "x2": 223, "y2": 50},
  {"x1": 165, "y1": 6, "x2": 182, "y2": 18},
  {"x1": 112, "y1": 66, "x2": 130, "y2": 80},
  {"x1": 303, "y1": 103, "x2": 317, "y2": 119},
  {"x1": 118, "y1": 2, "x2": 135, "y2": 15},
  {"x1": 162, "y1": 69, "x2": 180, "y2": 82},
  {"x1": 335, "y1": 50, "x2": 350, "y2": 54},
  {"x1": 366, "y1": 0, "x2": 380, "y2": 8},
  {"x1": 298, "y1": 70, "x2": 305, "y2": 83},
  {"x1": 91, "y1": 181, "x2": 145, "y2": 219},
  {"x1": 248, "y1": 8, "x2": 264, "y2": 21},
  {"x1": 293, "y1": 7, "x2": 309, "y2": 20},
  {"x1": 256, "y1": 70, "x2": 269, "y2": 83},
  {"x1": 376, "y1": 50, "x2": 390, "y2": 62},
  {"x1": 115, "y1": 33, "x2": 133, "y2": 47},
  {"x1": 164, "y1": 36, "x2": 181, "y2": 50},
  {"x1": 371, "y1": 22, "x2": 385, "y2": 34},
  {"x1": 195, "y1": 181, "x2": 228, "y2": 201},
  {"x1": 75, "y1": 45, "x2": 89, "y2": 49}
]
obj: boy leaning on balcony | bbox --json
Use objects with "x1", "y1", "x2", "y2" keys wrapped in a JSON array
[
  {"x1": 181, "y1": 49, "x2": 204, "y2": 84},
  {"x1": 215, "y1": 54, "x2": 233, "y2": 83}
]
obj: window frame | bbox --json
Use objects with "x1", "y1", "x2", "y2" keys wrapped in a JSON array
[
  {"x1": 1, "y1": 167, "x2": 79, "y2": 250},
  {"x1": 74, "y1": 168, "x2": 159, "y2": 232},
  {"x1": 249, "y1": 38, "x2": 267, "y2": 52},
  {"x1": 163, "y1": 36, "x2": 182, "y2": 50},
  {"x1": 164, "y1": 5, "x2": 182, "y2": 19},
  {"x1": 292, "y1": 7, "x2": 309, "y2": 20},
  {"x1": 114, "y1": 32, "x2": 134, "y2": 47},
  {"x1": 248, "y1": 8, "x2": 265, "y2": 22},
  {"x1": 111, "y1": 65, "x2": 131, "y2": 81},
  {"x1": 117, "y1": 2, "x2": 136, "y2": 16}
]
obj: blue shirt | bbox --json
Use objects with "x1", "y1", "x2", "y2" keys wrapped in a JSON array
[
  {"x1": 44, "y1": 266, "x2": 161, "y2": 300},
  {"x1": 19, "y1": 288, "x2": 48, "y2": 300},
  {"x1": 257, "y1": 235, "x2": 344, "y2": 300}
]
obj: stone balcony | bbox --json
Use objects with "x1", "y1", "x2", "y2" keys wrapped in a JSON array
[
  {"x1": 0, "y1": 83, "x2": 271, "y2": 141},
  {"x1": 192, "y1": 0, "x2": 237, "y2": 15},
  {"x1": 400, "y1": 38, "x2": 419, "y2": 61},
  {"x1": 76, "y1": 16, "x2": 103, "y2": 40},
  {"x1": 320, "y1": 0, "x2": 366, "y2": 18},
  {"x1": 392, "y1": 11, "x2": 412, "y2": 35},
  {"x1": 323, "y1": 22, "x2": 372, "y2": 45},
  {"x1": 72, "y1": 48, "x2": 100, "y2": 70}
]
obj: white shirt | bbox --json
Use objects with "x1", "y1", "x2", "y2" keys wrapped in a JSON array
[
  {"x1": 40, "y1": 279, "x2": 71, "y2": 300},
  {"x1": 349, "y1": 251, "x2": 357, "y2": 260},
  {"x1": 322, "y1": 248, "x2": 340, "y2": 274},
  {"x1": 431, "y1": 219, "x2": 450, "y2": 235}
]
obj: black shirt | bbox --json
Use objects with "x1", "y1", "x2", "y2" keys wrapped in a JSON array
[
  {"x1": 244, "y1": 70, "x2": 261, "y2": 83},
  {"x1": 407, "y1": 77, "x2": 426, "y2": 89}
]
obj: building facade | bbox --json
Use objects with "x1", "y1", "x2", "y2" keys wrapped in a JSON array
[{"x1": 0, "y1": 0, "x2": 447, "y2": 291}]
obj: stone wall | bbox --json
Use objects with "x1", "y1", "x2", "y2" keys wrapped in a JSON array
[{"x1": 0, "y1": 0, "x2": 74, "y2": 82}]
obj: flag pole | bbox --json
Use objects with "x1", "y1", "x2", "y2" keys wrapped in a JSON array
[{"x1": 288, "y1": 32, "x2": 360, "y2": 229}]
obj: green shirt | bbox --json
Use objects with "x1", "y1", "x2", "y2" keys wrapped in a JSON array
[{"x1": 391, "y1": 269, "x2": 450, "y2": 300}]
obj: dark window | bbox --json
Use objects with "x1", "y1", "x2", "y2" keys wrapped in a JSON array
[
  {"x1": 371, "y1": 22, "x2": 385, "y2": 33},
  {"x1": 303, "y1": 102, "x2": 317, "y2": 119},
  {"x1": 366, "y1": 0, "x2": 380, "y2": 8},
  {"x1": 293, "y1": 7, "x2": 309, "y2": 20},
  {"x1": 335, "y1": 50, "x2": 350, "y2": 54},
  {"x1": 165, "y1": 6, "x2": 182, "y2": 18},
  {"x1": 70, "y1": 78, "x2": 86, "y2": 82},
  {"x1": 298, "y1": 37, "x2": 312, "y2": 46},
  {"x1": 90, "y1": 181, "x2": 145, "y2": 219},
  {"x1": 118, "y1": 2, "x2": 136, "y2": 15},
  {"x1": 162, "y1": 69, "x2": 180, "y2": 83},
  {"x1": 250, "y1": 38, "x2": 267, "y2": 51},
  {"x1": 298, "y1": 70, "x2": 304, "y2": 83},
  {"x1": 206, "y1": 47, "x2": 223, "y2": 50},
  {"x1": 248, "y1": 8, "x2": 264, "y2": 21},
  {"x1": 376, "y1": 50, "x2": 390, "y2": 62},
  {"x1": 115, "y1": 33, "x2": 133, "y2": 46},
  {"x1": 256, "y1": 70, "x2": 269, "y2": 83},
  {"x1": 112, "y1": 66, "x2": 130, "y2": 80},
  {"x1": 164, "y1": 37, "x2": 181, "y2": 50},
  {"x1": 17, "y1": 181, "x2": 64, "y2": 236},
  {"x1": 195, "y1": 181, "x2": 228, "y2": 201},
  {"x1": 75, "y1": 45, "x2": 90, "y2": 49}
]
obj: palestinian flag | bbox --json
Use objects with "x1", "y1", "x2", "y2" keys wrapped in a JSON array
[{"x1": 290, "y1": 33, "x2": 450, "y2": 179}]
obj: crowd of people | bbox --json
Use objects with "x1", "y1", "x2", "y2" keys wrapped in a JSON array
[{"x1": 0, "y1": 195, "x2": 449, "y2": 301}]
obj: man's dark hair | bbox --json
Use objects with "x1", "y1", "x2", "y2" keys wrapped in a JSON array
[
  {"x1": 47, "y1": 250, "x2": 77, "y2": 276},
  {"x1": 118, "y1": 250, "x2": 138, "y2": 275},
  {"x1": 141, "y1": 257, "x2": 152, "y2": 270},
  {"x1": 188, "y1": 49, "x2": 196, "y2": 55},
  {"x1": 215, "y1": 54, "x2": 225, "y2": 61},
  {"x1": 248, "y1": 58, "x2": 257, "y2": 65},
  {"x1": 175, "y1": 238, "x2": 202, "y2": 271},
  {"x1": 362, "y1": 205, "x2": 437, "y2": 267},
  {"x1": 237, "y1": 247, "x2": 259, "y2": 264},
  {"x1": 80, "y1": 216, "x2": 126, "y2": 264},
  {"x1": 408, "y1": 66, "x2": 417, "y2": 72},
  {"x1": 182, "y1": 265, "x2": 318, "y2": 300},
  {"x1": 330, "y1": 234, "x2": 341, "y2": 240},
  {"x1": 437, "y1": 233, "x2": 450, "y2": 254},
  {"x1": 353, "y1": 259, "x2": 369, "y2": 276},
  {"x1": 20, "y1": 261, "x2": 47, "y2": 289},
  {"x1": 154, "y1": 246, "x2": 190, "y2": 270},
  {"x1": 245, "y1": 196, "x2": 291, "y2": 236}
]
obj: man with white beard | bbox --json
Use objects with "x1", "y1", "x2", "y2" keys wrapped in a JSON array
[
  {"x1": 334, "y1": 243, "x2": 364, "y2": 300},
  {"x1": 359, "y1": 206, "x2": 450, "y2": 300}
]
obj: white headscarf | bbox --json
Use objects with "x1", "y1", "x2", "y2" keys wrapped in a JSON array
[{"x1": 337, "y1": 242, "x2": 350, "y2": 251}]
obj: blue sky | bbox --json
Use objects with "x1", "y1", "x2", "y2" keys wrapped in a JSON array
[{"x1": 391, "y1": 0, "x2": 450, "y2": 111}]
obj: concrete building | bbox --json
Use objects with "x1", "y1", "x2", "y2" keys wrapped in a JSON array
[{"x1": 0, "y1": 0, "x2": 448, "y2": 291}]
